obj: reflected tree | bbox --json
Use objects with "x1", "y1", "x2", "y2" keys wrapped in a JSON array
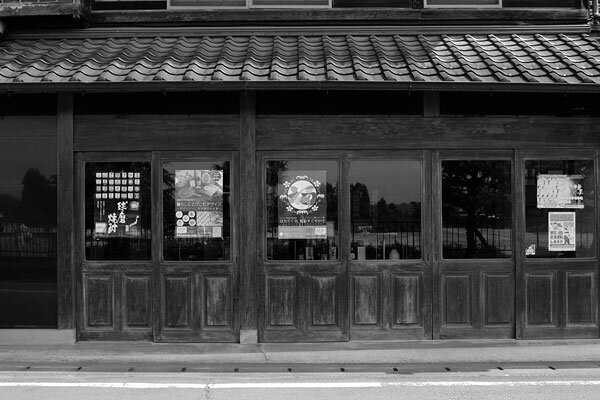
[
  {"x1": 442, "y1": 161, "x2": 511, "y2": 258},
  {"x1": 20, "y1": 168, "x2": 56, "y2": 225}
]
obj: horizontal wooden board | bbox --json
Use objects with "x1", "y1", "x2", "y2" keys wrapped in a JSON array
[
  {"x1": 74, "y1": 116, "x2": 239, "y2": 151},
  {"x1": 90, "y1": 8, "x2": 586, "y2": 24},
  {"x1": 257, "y1": 116, "x2": 600, "y2": 150}
]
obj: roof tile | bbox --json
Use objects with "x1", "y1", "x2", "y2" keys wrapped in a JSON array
[{"x1": 1, "y1": 33, "x2": 600, "y2": 87}]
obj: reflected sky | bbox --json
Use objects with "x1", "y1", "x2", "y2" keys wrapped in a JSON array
[
  {"x1": 0, "y1": 117, "x2": 57, "y2": 199},
  {"x1": 350, "y1": 161, "x2": 421, "y2": 203}
]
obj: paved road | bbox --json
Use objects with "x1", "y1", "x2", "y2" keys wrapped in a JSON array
[{"x1": 2, "y1": 364, "x2": 600, "y2": 399}]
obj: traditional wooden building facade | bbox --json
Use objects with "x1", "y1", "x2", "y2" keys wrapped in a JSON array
[{"x1": 1, "y1": 0, "x2": 600, "y2": 343}]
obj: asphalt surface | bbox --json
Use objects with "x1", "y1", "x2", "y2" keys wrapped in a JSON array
[
  {"x1": 2, "y1": 339, "x2": 600, "y2": 398},
  {"x1": 2, "y1": 364, "x2": 600, "y2": 400}
]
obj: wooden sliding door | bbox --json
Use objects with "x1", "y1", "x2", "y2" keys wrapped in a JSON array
[
  {"x1": 258, "y1": 152, "x2": 348, "y2": 342},
  {"x1": 347, "y1": 151, "x2": 432, "y2": 340},
  {"x1": 433, "y1": 150, "x2": 516, "y2": 339},
  {"x1": 76, "y1": 151, "x2": 239, "y2": 342},
  {"x1": 518, "y1": 149, "x2": 599, "y2": 338}
]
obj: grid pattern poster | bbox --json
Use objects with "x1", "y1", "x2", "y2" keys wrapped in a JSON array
[
  {"x1": 537, "y1": 174, "x2": 584, "y2": 209},
  {"x1": 278, "y1": 170, "x2": 327, "y2": 239},
  {"x1": 94, "y1": 171, "x2": 141, "y2": 237},
  {"x1": 175, "y1": 170, "x2": 223, "y2": 238}
]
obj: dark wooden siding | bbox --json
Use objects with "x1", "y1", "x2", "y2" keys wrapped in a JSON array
[{"x1": 257, "y1": 116, "x2": 600, "y2": 150}]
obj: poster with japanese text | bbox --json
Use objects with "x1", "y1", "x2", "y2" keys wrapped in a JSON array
[
  {"x1": 94, "y1": 171, "x2": 141, "y2": 237},
  {"x1": 537, "y1": 174, "x2": 584, "y2": 209},
  {"x1": 175, "y1": 169, "x2": 223, "y2": 238},
  {"x1": 548, "y1": 212, "x2": 576, "y2": 252},
  {"x1": 278, "y1": 171, "x2": 327, "y2": 239}
]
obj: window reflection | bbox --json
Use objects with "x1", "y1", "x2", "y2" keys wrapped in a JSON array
[
  {"x1": 350, "y1": 161, "x2": 422, "y2": 260},
  {"x1": 163, "y1": 161, "x2": 231, "y2": 261},
  {"x1": 266, "y1": 160, "x2": 338, "y2": 261},
  {"x1": 525, "y1": 160, "x2": 594, "y2": 259},
  {"x1": 442, "y1": 160, "x2": 512, "y2": 259},
  {"x1": 0, "y1": 116, "x2": 57, "y2": 328},
  {"x1": 85, "y1": 162, "x2": 151, "y2": 260}
]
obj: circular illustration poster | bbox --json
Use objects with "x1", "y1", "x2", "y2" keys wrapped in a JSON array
[{"x1": 278, "y1": 171, "x2": 327, "y2": 239}]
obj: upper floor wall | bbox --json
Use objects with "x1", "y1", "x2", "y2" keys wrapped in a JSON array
[
  {"x1": 0, "y1": 0, "x2": 590, "y2": 27},
  {"x1": 91, "y1": 0, "x2": 581, "y2": 9},
  {"x1": 0, "y1": 0, "x2": 89, "y2": 20}
]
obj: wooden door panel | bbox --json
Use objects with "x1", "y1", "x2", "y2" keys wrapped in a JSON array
[
  {"x1": 523, "y1": 264, "x2": 598, "y2": 338},
  {"x1": 309, "y1": 274, "x2": 339, "y2": 328},
  {"x1": 350, "y1": 267, "x2": 429, "y2": 339},
  {"x1": 566, "y1": 272, "x2": 597, "y2": 326},
  {"x1": 392, "y1": 273, "x2": 421, "y2": 326},
  {"x1": 526, "y1": 272, "x2": 556, "y2": 326},
  {"x1": 123, "y1": 274, "x2": 152, "y2": 329},
  {"x1": 162, "y1": 275, "x2": 193, "y2": 330},
  {"x1": 484, "y1": 274, "x2": 513, "y2": 325},
  {"x1": 84, "y1": 274, "x2": 114, "y2": 329},
  {"x1": 203, "y1": 275, "x2": 233, "y2": 328},
  {"x1": 442, "y1": 273, "x2": 472, "y2": 326},
  {"x1": 262, "y1": 267, "x2": 346, "y2": 342},
  {"x1": 157, "y1": 269, "x2": 237, "y2": 342},
  {"x1": 267, "y1": 275, "x2": 298, "y2": 328},
  {"x1": 352, "y1": 274, "x2": 380, "y2": 326}
]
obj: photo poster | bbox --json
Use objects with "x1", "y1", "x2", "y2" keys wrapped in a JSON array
[
  {"x1": 94, "y1": 171, "x2": 141, "y2": 237},
  {"x1": 174, "y1": 169, "x2": 224, "y2": 238},
  {"x1": 537, "y1": 174, "x2": 584, "y2": 209},
  {"x1": 278, "y1": 170, "x2": 327, "y2": 239},
  {"x1": 548, "y1": 212, "x2": 576, "y2": 252}
]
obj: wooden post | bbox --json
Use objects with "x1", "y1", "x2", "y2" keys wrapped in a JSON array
[
  {"x1": 514, "y1": 149, "x2": 525, "y2": 339},
  {"x1": 423, "y1": 92, "x2": 440, "y2": 118},
  {"x1": 239, "y1": 91, "x2": 258, "y2": 343},
  {"x1": 57, "y1": 92, "x2": 74, "y2": 330}
]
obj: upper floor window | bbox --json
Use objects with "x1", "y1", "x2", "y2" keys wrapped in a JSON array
[
  {"x1": 168, "y1": 0, "x2": 330, "y2": 8},
  {"x1": 424, "y1": 0, "x2": 501, "y2": 7}
]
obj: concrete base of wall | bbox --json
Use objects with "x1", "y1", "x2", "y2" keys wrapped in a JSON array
[
  {"x1": 239, "y1": 329, "x2": 258, "y2": 344},
  {"x1": 0, "y1": 329, "x2": 76, "y2": 345}
]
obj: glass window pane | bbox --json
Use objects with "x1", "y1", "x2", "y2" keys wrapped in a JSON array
[
  {"x1": 85, "y1": 162, "x2": 151, "y2": 260},
  {"x1": 442, "y1": 160, "x2": 512, "y2": 259},
  {"x1": 266, "y1": 160, "x2": 338, "y2": 261},
  {"x1": 163, "y1": 160, "x2": 231, "y2": 261},
  {"x1": 350, "y1": 160, "x2": 422, "y2": 260},
  {"x1": 0, "y1": 115, "x2": 57, "y2": 328},
  {"x1": 525, "y1": 160, "x2": 595, "y2": 259}
]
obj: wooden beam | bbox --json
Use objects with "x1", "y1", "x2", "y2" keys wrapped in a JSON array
[
  {"x1": 74, "y1": 116, "x2": 239, "y2": 151},
  {"x1": 57, "y1": 92, "x2": 74, "y2": 330},
  {"x1": 239, "y1": 91, "x2": 258, "y2": 342},
  {"x1": 257, "y1": 116, "x2": 600, "y2": 150}
]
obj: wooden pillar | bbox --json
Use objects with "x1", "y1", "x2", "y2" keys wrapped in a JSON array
[
  {"x1": 514, "y1": 149, "x2": 525, "y2": 339},
  {"x1": 57, "y1": 92, "x2": 74, "y2": 330},
  {"x1": 423, "y1": 92, "x2": 440, "y2": 118},
  {"x1": 239, "y1": 91, "x2": 258, "y2": 343}
]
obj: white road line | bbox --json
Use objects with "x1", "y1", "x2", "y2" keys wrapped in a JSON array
[{"x1": 2, "y1": 381, "x2": 600, "y2": 389}]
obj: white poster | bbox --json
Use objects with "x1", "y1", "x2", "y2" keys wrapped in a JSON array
[
  {"x1": 548, "y1": 212, "x2": 576, "y2": 252},
  {"x1": 537, "y1": 174, "x2": 584, "y2": 209}
]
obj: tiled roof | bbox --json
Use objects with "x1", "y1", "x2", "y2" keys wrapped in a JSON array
[{"x1": 2, "y1": 32, "x2": 600, "y2": 91}]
